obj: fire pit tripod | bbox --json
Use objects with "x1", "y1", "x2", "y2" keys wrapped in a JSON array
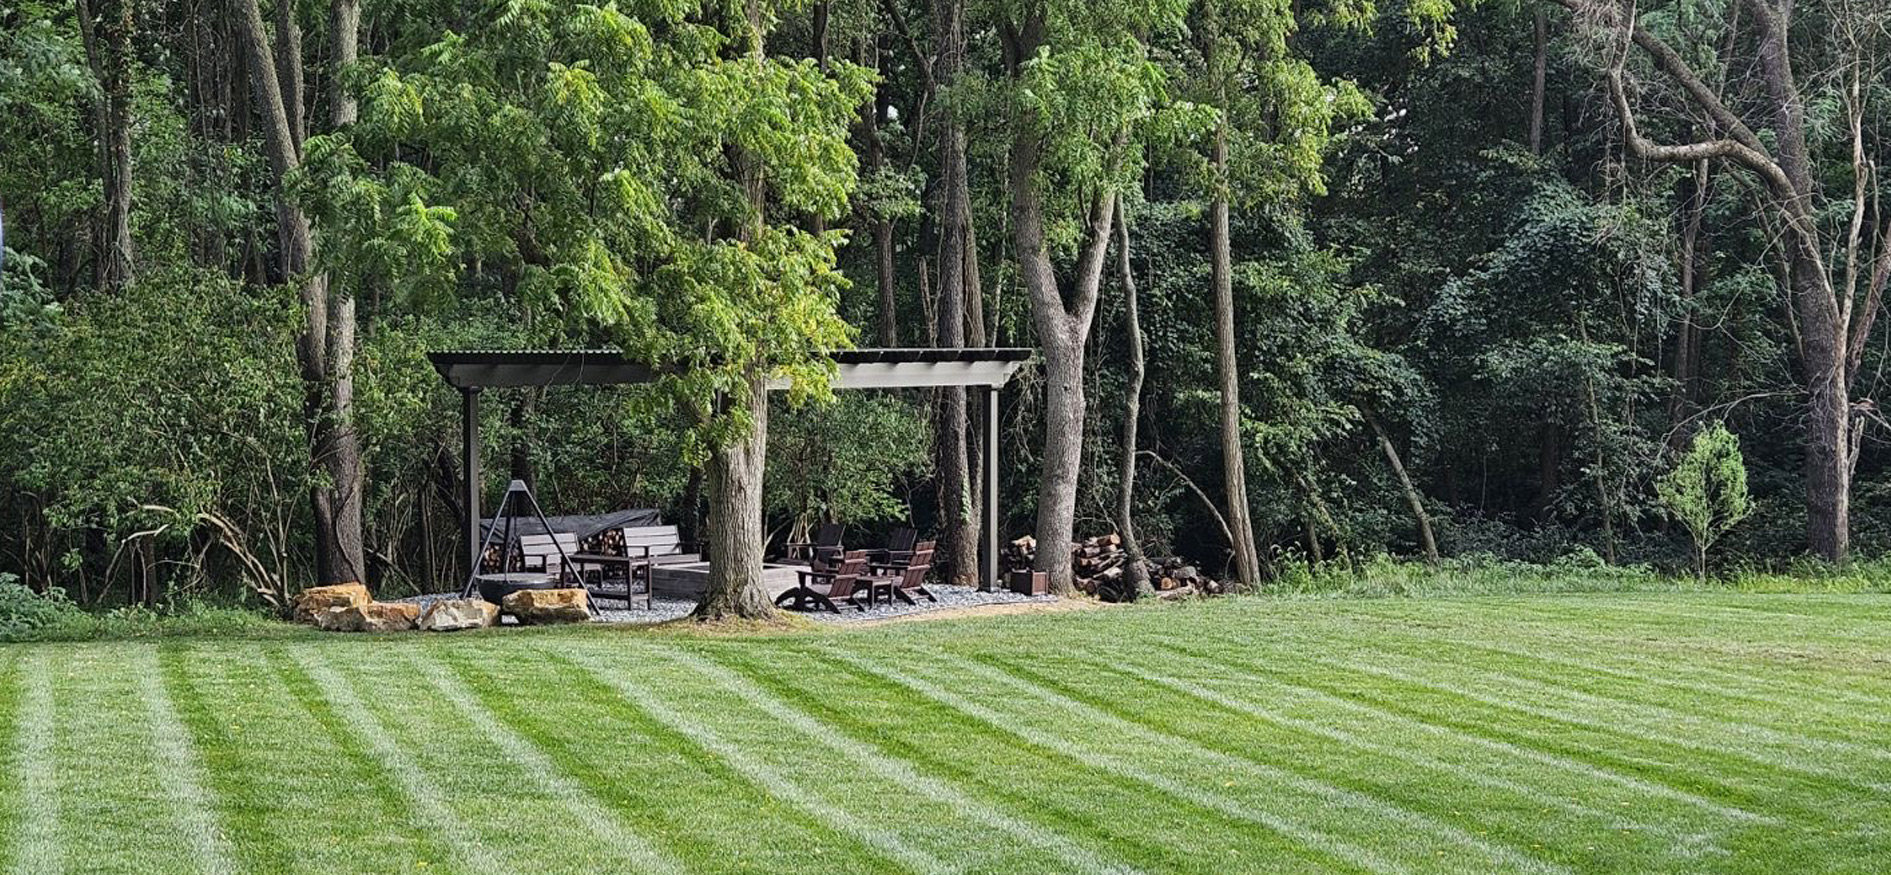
[{"x1": 461, "y1": 479, "x2": 600, "y2": 617}]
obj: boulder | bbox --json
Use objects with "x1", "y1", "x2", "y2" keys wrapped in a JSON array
[
  {"x1": 502, "y1": 588, "x2": 591, "y2": 624},
  {"x1": 418, "y1": 598, "x2": 499, "y2": 632},
  {"x1": 293, "y1": 583, "x2": 370, "y2": 623},
  {"x1": 312, "y1": 605, "x2": 363, "y2": 632},
  {"x1": 313, "y1": 601, "x2": 419, "y2": 632}
]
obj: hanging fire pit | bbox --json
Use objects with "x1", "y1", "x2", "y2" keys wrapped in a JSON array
[{"x1": 474, "y1": 571, "x2": 561, "y2": 606}]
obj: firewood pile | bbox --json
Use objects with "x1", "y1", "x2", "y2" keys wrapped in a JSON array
[{"x1": 1003, "y1": 534, "x2": 1223, "y2": 602}]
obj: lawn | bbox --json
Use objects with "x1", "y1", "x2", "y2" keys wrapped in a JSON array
[{"x1": 2, "y1": 593, "x2": 1887, "y2": 874}]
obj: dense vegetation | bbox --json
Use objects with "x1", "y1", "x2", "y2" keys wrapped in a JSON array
[
  {"x1": 1, "y1": 0, "x2": 1887, "y2": 613},
  {"x1": 3, "y1": 596, "x2": 1889, "y2": 871}
]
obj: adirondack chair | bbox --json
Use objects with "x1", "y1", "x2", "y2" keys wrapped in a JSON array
[
  {"x1": 518, "y1": 532, "x2": 582, "y2": 579},
  {"x1": 786, "y1": 522, "x2": 844, "y2": 566},
  {"x1": 865, "y1": 547, "x2": 934, "y2": 605},
  {"x1": 865, "y1": 527, "x2": 919, "y2": 566},
  {"x1": 776, "y1": 550, "x2": 871, "y2": 613}
]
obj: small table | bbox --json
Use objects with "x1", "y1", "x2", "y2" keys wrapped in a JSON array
[{"x1": 568, "y1": 552, "x2": 648, "y2": 610}]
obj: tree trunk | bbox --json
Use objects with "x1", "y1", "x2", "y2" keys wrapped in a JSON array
[
  {"x1": 1005, "y1": 11, "x2": 1114, "y2": 596},
  {"x1": 1529, "y1": 7, "x2": 1547, "y2": 155},
  {"x1": 234, "y1": 0, "x2": 367, "y2": 586},
  {"x1": 76, "y1": 0, "x2": 135, "y2": 291},
  {"x1": 1210, "y1": 115, "x2": 1262, "y2": 590},
  {"x1": 1114, "y1": 201, "x2": 1152, "y2": 597},
  {"x1": 932, "y1": 0, "x2": 979, "y2": 585},
  {"x1": 1364, "y1": 407, "x2": 1438, "y2": 564},
  {"x1": 694, "y1": 372, "x2": 776, "y2": 620}
]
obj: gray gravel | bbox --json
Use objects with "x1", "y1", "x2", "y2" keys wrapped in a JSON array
[{"x1": 401, "y1": 583, "x2": 1055, "y2": 625}]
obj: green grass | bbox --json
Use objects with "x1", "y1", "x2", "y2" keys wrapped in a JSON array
[{"x1": 2, "y1": 594, "x2": 1888, "y2": 873}]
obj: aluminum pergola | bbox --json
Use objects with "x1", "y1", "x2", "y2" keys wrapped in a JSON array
[{"x1": 427, "y1": 348, "x2": 1031, "y2": 590}]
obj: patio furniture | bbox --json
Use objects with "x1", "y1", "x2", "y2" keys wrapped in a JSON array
[
  {"x1": 462, "y1": 480, "x2": 599, "y2": 617},
  {"x1": 866, "y1": 546, "x2": 935, "y2": 605},
  {"x1": 785, "y1": 522, "x2": 843, "y2": 566},
  {"x1": 870, "y1": 538, "x2": 933, "y2": 574},
  {"x1": 865, "y1": 527, "x2": 919, "y2": 566},
  {"x1": 776, "y1": 550, "x2": 871, "y2": 613},
  {"x1": 567, "y1": 551, "x2": 647, "y2": 610}
]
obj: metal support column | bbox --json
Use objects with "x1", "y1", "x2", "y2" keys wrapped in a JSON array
[
  {"x1": 461, "y1": 387, "x2": 482, "y2": 583},
  {"x1": 981, "y1": 385, "x2": 1000, "y2": 591}
]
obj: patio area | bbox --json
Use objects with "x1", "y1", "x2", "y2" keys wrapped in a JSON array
[{"x1": 400, "y1": 582, "x2": 1056, "y2": 625}]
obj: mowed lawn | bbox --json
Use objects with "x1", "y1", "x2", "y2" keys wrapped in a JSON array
[{"x1": 2, "y1": 595, "x2": 1888, "y2": 873}]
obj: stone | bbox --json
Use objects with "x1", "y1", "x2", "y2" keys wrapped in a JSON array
[
  {"x1": 418, "y1": 598, "x2": 498, "y2": 632},
  {"x1": 502, "y1": 588, "x2": 591, "y2": 624},
  {"x1": 293, "y1": 582, "x2": 370, "y2": 623},
  {"x1": 312, "y1": 605, "x2": 363, "y2": 632},
  {"x1": 313, "y1": 601, "x2": 419, "y2": 632}
]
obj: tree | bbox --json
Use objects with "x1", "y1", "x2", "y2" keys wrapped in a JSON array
[
  {"x1": 1658, "y1": 422, "x2": 1753, "y2": 577},
  {"x1": 998, "y1": 1, "x2": 1196, "y2": 595},
  {"x1": 1555, "y1": 0, "x2": 1888, "y2": 561},
  {"x1": 312, "y1": 0, "x2": 869, "y2": 619},
  {"x1": 233, "y1": 0, "x2": 368, "y2": 587}
]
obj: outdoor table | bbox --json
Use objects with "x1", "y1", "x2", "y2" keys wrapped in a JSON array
[{"x1": 568, "y1": 552, "x2": 650, "y2": 610}]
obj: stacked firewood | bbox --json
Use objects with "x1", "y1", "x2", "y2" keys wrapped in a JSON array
[{"x1": 1003, "y1": 534, "x2": 1223, "y2": 601}]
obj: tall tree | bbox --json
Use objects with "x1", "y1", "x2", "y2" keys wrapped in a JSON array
[
  {"x1": 74, "y1": 0, "x2": 134, "y2": 290},
  {"x1": 932, "y1": 0, "x2": 979, "y2": 584},
  {"x1": 1114, "y1": 198, "x2": 1153, "y2": 596},
  {"x1": 233, "y1": 0, "x2": 367, "y2": 586},
  {"x1": 1558, "y1": 0, "x2": 1889, "y2": 561},
  {"x1": 999, "y1": 1, "x2": 1182, "y2": 594}
]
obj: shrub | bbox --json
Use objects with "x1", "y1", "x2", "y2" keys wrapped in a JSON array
[{"x1": 1658, "y1": 422, "x2": 1754, "y2": 579}]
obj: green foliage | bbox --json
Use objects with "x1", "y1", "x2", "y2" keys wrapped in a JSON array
[
  {"x1": 766, "y1": 393, "x2": 933, "y2": 526},
  {"x1": 309, "y1": 0, "x2": 876, "y2": 451},
  {"x1": 0, "y1": 574, "x2": 283, "y2": 642},
  {"x1": 1658, "y1": 422, "x2": 1753, "y2": 578}
]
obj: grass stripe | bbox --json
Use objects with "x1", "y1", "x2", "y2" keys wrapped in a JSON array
[
  {"x1": 288, "y1": 645, "x2": 508, "y2": 874},
  {"x1": 1316, "y1": 653, "x2": 1891, "y2": 793},
  {"x1": 822, "y1": 644, "x2": 1466, "y2": 875},
  {"x1": 556, "y1": 646, "x2": 951, "y2": 874},
  {"x1": 134, "y1": 646, "x2": 237, "y2": 875},
  {"x1": 10, "y1": 652, "x2": 60, "y2": 875},
  {"x1": 406, "y1": 651, "x2": 684, "y2": 875},
  {"x1": 644, "y1": 643, "x2": 1144, "y2": 875},
  {"x1": 1139, "y1": 639, "x2": 1773, "y2": 824},
  {"x1": 708, "y1": 641, "x2": 1286, "y2": 873},
  {"x1": 915, "y1": 647, "x2": 1575, "y2": 875},
  {"x1": 1084, "y1": 658, "x2": 1717, "y2": 847}
]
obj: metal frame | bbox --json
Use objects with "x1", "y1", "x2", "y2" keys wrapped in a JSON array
[{"x1": 429, "y1": 348, "x2": 1029, "y2": 592}]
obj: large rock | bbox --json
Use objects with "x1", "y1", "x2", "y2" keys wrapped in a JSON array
[
  {"x1": 418, "y1": 598, "x2": 498, "y2": 632},
  {"x1": 293, "y1": 583, "x2": 370, "y2": 623},
  {"x1": 502, "y1": 588, "x2": 591, "y2": 624},
  {"x1": 313, "y1": 601, "x2": 419, "y2": 632}
]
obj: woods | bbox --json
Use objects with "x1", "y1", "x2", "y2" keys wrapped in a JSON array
[{"x1": 0, "y1": 0, "x2": 1887, "y2": 611}]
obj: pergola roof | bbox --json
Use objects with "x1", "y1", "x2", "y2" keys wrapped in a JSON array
[{"x1": 427, "y1": 347, "x2": 1032, "y2": 391}]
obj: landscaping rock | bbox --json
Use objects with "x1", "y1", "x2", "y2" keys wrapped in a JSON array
[
  {"x1": 313, "y1": 600, "x2": 419, "y2": 632},
  {"x1": 418, "y1": 598, "x2": 498, "y2": 632},
  {"x1": 502, "y1": 588, "x2": 591, "y2": 624},
  {"x1": 293, "y1": 582, "x2": 370, "y2": 623}
]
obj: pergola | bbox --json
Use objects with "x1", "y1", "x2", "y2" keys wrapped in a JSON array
[{"x1": 426, "y1": 348, "x2": 1031, "y2": 590}]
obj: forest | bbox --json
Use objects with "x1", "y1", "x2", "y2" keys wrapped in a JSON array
[{"x1": 1, "y1": 0, "x2": 1887, "y2": 615}]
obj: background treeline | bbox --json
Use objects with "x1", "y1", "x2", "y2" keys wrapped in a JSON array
[{"x1": 0, "y1": 0, "x2": 1886, "y2": 608}]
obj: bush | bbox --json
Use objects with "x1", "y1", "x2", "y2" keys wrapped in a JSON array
[
  {"x1": 0, "y1": 574, "x2": 287, "y2": 642},
  {"x1": 0, "y1": 574, "x2": 93, "y2": 640}
]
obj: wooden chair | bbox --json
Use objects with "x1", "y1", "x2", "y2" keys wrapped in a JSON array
[
  {"x1": 518, "y1": 532, "x2": 582, "y2": 578},
  {"x1": 776, "y1": 550, "x2": 871, "y2": 613},
  {"x1": 868, "y1": 546, "x2": 935, "y2": 605},
  {"x1": 866, "y1": 527, "x2": 919, "y2": 566},
  {"x1": 786, "y1": 522, "x2": 844, "y2": 566}
]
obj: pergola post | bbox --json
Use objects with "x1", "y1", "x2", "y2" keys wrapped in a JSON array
[
  {"x1": 981, "y1": 385, "x2": 999, "y2": 591},
  {"x1": 461, "y1": 386, "x2": 481, "y2": 583}
]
